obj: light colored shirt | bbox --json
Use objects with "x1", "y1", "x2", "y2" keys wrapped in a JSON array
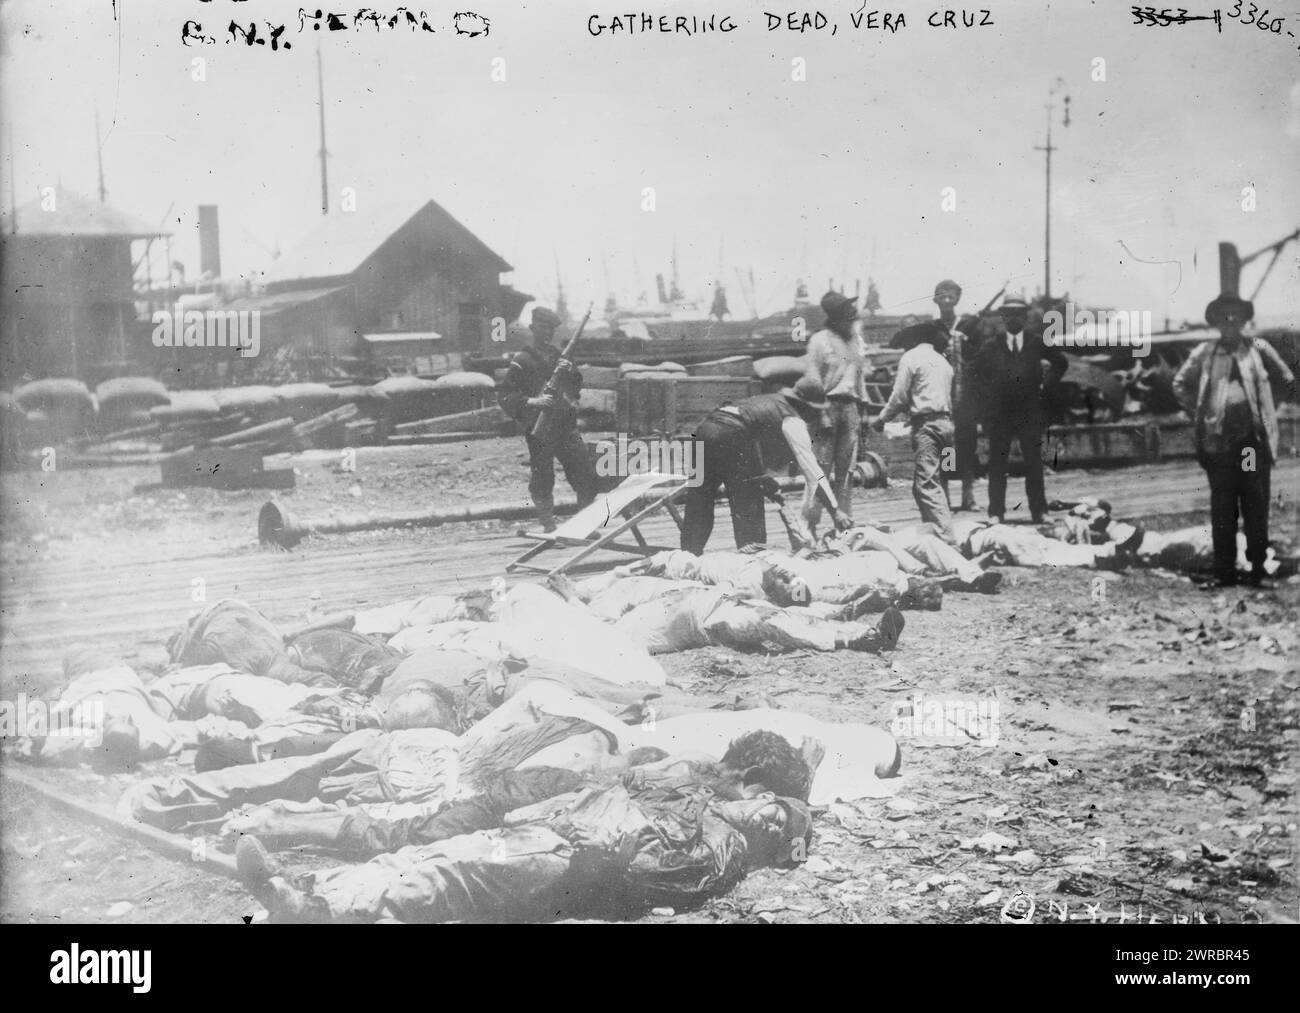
[
  {"x1": 1175, "y1": 338, "x2": 1293, "y2": 461},
  {"x1": 879, "y1": 343, "x2": 954, "y2": 424},
  {"x1": 1006, "y1": 331, "x2": 1024, "y2": 353},
  {"x1": 805, "y1": 328, "x2": 868, "y2": 402}
]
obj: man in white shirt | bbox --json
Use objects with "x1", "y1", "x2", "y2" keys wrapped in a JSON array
[
  {"x1": 802, "y1": 291, "x2": 869, "y2": 533},
  {"x1": 682, "y1": 377, "x2": 852, "y2": 554},
  {"x1": 873, "y1": 321, "x2": 956, "y2": 539}
]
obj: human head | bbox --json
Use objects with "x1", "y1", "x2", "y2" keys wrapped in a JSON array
[
  {"x1": 529, "y1": 306, "x2": 561, "y2": 344},
  {"x1": 998, "y1": 294, "x2": 1029, "y2": 335},
  {"x1": 384, "y1": 684, "x2": 458, "y2": 732},
  {"x1": 782, "y1": 376, "x2": 830, "y2": 425},
  {"x1": 721, "y1": 729, "x2": 814, "y2": 800},
  {"x1": 761, "y1": 566, "x2": 811, "y2": 609},
  {"x1": 891, "y1": 320, "x2": 949, "y2": 355},
  {"x1": 933, "y1": 279, "x2": 962, "y2": 317},
  {"x1": 1205, "y1": 294, "x2": 1253, "y2": 343},
  {"x1": 820, "y1": 290, "x2": 859, "y2": 335},
  {"x1": 714, "y1": 795, "x2": 814, "y2": 869}
]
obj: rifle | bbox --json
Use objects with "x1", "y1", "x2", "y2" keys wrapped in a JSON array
[
  {"x1": 530, "y1": 304, "x2": 593, "y2": 439},
  {"x1": 979, "y1": 279, "x2": 1010, "y2": 316}
]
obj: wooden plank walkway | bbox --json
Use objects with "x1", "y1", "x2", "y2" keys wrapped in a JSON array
[{"x1": 2, "y1": 458, "x2": 1294, "y2": 692}]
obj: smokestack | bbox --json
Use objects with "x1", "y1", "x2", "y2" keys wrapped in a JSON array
[
  {"x1": 198, "y1": 205, "x2": 222, "y2": 279},
  {"x1": 1217, "y1": 241, "x2": 1241, "y2": 297}
]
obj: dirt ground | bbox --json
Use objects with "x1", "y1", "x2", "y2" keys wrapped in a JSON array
[{"x1": 1, "y1": 440, "x2": 1297, "y2": 924}]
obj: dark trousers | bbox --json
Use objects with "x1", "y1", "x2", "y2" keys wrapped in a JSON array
[
  {"x1": 682, "y1": 413, "x2": 765, "y2": 555},
  {"x1": 1202, "y1": 451, "x2": 1271, "y2": 580},
  {"x1": 986, "y1": 415, "x2": 1048, "y2": 519},
  {"x1": 526, "y1": 426, "x2": 597, "y2": 524}
]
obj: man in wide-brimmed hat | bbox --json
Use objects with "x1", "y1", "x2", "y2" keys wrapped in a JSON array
[
  {"x1": 682, "y1": 376, "x2": 853, "y2": 554},
  {"x1": 972, "y1": 294, "x2": 1069, "y2": 523},
  {"x1": 802, "y1": 290, "x2": 869, "y2": 535},
  {"x1": 1174, "y1": 293, "x2": 1294, "y2": 588},
  {"x1": 874, "y1": 320, "x2": 957, "y2": 539}
]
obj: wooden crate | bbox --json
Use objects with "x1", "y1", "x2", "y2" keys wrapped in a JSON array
[{"x1": 617, "y1": 375, "x2": 761, "y2": 436}]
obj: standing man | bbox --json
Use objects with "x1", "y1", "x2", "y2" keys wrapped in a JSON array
[
  {"x1": 1174, "y1": 293, "x2": 1294, "y2": 588},
  {"x1": 973, "y1": 294, "x2": 1068, "y2": 524},
  {"x1": 873, "y1": 321, "x2": 956, "y2": 540},
  {"x1": 682, "y1": 377, "x2": 852, "y2": 555},
  {"x1": 497, "y1": 307, "x2": 597, "y2": 532},
  {"x1": 802, "y1": 290, "x2": 868, "y2": 534},
  {"x1": 933, "y1": 279, "x2": 982, "y2": 512}
]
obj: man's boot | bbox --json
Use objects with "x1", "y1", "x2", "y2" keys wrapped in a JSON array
[{"x1": 535, "y1": 502, "x2": 556, "y2": 534}]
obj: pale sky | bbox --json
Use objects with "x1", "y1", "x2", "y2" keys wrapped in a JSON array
[{"x1": 3, "y1": 0, "x2": 1298, "y2": 324}]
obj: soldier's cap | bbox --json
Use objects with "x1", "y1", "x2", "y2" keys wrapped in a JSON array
[
  {"x1": 933, "y1": 279, "x2": 962, "y2": 298},
  {"x1": 530, "y1": 306, "x2": 562, "y2": 329},
  {"x1": 782, "y1": 375, "x2": 830, "y2": 412},
  {"x1": 998, "y1": 294, "x2": 1030, "y2": 313},
  {"x1": 819, "y1": 290, "x2": 859, "y2": 323},
  {"x1": 1205, "y1": 293, "x2": 1254, "y2": 327},
  {"x1": 890, "y1": 320, "x2": 949, "y2": 351}
]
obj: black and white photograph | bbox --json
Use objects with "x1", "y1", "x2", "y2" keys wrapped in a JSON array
[{"x1": 0, "y1": 0, "x2": 1297, "y2": 948}]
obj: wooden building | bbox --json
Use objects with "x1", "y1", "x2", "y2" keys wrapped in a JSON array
[
  {"x1": 247, "y1": 198, "x2": 527, "y2": 376},
  {"x1": 0, "y1": 187, "x2": 165, "y2": 385}
]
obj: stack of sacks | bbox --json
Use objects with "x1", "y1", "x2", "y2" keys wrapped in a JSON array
[
  {"x1": 753, "y1": 355, "x2": 807, "y2": 391},
  {"x1": 273, "y1": 382, "x2": 346, "y2": 421},
  {"x1": 618, "y1": 361, "x2": 687, "y2": 380},
  {"x1": 213, "y1": 385, "x2": 280, "y2": 420},
  {"x1": 95, "y1": 377, "x2": 170, "y2": 431},
  {"x1": 371, "y1": 375, "x2": 441, "y2": 424},
  {"x1": 430, "y1": 371, "x2": 494, "y2": 391},
  {"x1": 13, "y1": 378, "x2": 97, "y2": 443},
  {"x1": 150, "y1": 389, "x2": 221, "y2": 424}
]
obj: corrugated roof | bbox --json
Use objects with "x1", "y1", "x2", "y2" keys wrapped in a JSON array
[
  {"x1": 264, "y1": 198, "x2": 511, "y2": 286},
  {"x1": 1, "y1": 186, "x2": 165, "y2": 238},
  {"x1": 221, "y1": 285, "x2": 349, "y2": 314}
]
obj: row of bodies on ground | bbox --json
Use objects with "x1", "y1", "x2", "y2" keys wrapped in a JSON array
[{"x1": 5, "y1": 501, "x2": 1286, "y2": 922}]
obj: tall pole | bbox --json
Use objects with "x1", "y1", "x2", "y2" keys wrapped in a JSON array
[
  {"x1": 1035, "y1": 80, "x2": 1069, "y2": 302},
  {"x1": 8, "y1": 122, "x2": 17, "y2": 233},
  {"x1": 1034, "y1": 104, "x2": 1055, "y2": 301},
  {"x1": 316, "y1": 44, "x2": 330, "y2": 215},
  {"x1": 94, "y1": 104, "x2": 107, "y2": 204}
]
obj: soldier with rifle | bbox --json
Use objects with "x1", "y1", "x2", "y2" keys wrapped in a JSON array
[{"x1": 497, "y1": 306, "x2": 597, "y2": 532}]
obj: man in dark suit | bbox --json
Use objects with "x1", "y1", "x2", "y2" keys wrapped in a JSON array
[{"x1": 973, "y1": 295, "x2": 1068, "y2": 523}]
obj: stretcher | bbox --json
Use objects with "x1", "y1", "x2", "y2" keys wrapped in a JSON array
[{"x1": 506, "y1": 471, "x2": 689, "y2": 576}]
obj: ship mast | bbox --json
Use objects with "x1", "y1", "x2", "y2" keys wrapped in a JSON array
[{"x1": 316, "y1": 43, "x2": 330, "y2": 215}]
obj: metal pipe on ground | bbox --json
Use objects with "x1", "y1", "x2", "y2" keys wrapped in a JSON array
[
  {"x1": 259, "y1": 498, "x2": 583, "y2": 548},
  {"x1": 256, "y1": 453, "x2": 888, "y2": 549},
  {"x1": 5, "y1": 766, "x2": 240, "y2": 880}
]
